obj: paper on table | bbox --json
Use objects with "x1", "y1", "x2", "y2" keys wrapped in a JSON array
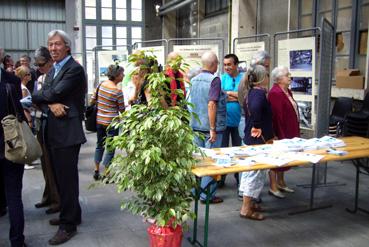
[
  {"x1": 252, "y1": 153, "x2": 295, "y2": 167},
  {"x1": 288, "y1": 152, "x2": 324, "y2": 163}
]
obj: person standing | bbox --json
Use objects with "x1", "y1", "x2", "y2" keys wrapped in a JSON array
[
  {"x1": 267, "y1": 66, "x2": 300, "y2": 198},
  {"x1": 219, "y1": 54, "x2": 243, "y2": 187},
  {"x1": 91, "y1": 64, "x2": 125, "y2": 180},
  {"x1": 32, "y1": 46, "x2": 61, "y2": 215},
  {"x1": 19, "y1": 55, "x2": 37, "y2": 94},
  {"x1": 0, "y1": 47, "x2": 27, "y2": 247},
  {"x1": 239, "y1": 65, "x2": 274, "y2": 220},
  {"x1": 189, "y1": 51, "x2": 227, "y2": 204},
  {"x1": 32, "y1": 30, "x2": 87, "y2": 245},
  {"x1": 165, "y1": 51, "x2": 187, "y2": 106}
]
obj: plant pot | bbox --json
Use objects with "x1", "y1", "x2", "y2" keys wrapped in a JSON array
[{"x1": 147, "y1": 223, "x2": 183, "y2": 247}]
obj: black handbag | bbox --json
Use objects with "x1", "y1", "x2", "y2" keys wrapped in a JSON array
[{"x1": 85, "y1": 83, "x2": 101, "y2": 132}]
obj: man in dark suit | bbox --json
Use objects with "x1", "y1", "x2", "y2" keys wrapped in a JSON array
[
  {"x1": 0, "y1": 47, "x2": 27, "y2": 247},
  {"x1": 32, "y1": 30, "x2": 87, "y2": 245}
]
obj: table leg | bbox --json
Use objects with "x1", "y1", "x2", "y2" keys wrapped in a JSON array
[
  {"x1": 188, "y1": 177, "x2": 214, "y2": 247},
  {"x1": 289, "y1": 163, "x2": 332, "y2": 215},
  {"x1": 189, "y1": 177, "x2": 201, "y2": 245},
  {"x1": 346, "y1": 159, "x2": 369, "y2": 214}
]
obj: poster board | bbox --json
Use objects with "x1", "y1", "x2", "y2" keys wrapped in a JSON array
[
  {"x1": 173, "y1": 44, "x2": 219, "y2": 70},
  {"x1": 234, "y1": 41, "x2": 265, "y2": 67},
  {"x1": 133, "y1": 46, "x2": 165, "y2": 67},
  {"x1": 278, "y1": 37, "x2": 316, "y2": 130},
  {"x1": 97, "y1": 50, "x2": 130, "y2": 105}
]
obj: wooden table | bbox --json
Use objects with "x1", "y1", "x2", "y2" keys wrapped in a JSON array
[{"x1": 189, "y1": 136, "x2": 369, "y2": 247}]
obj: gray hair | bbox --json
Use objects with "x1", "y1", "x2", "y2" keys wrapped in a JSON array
[
  {"x1": 250, "y1": 50, "x2": 271, "y2": 67},
  {"x1": 201, "y1": 51, "x2": 218, "y2": 69},
  {"x1": 107, "y1": 64, "x2": 124, "y2": 81},
  {"x1": 48, "y1": 29, "x2": 72, "y2": 53},
  {"x1": 246, "y1": 64, "x2": 267, "y2": 89},
  {"x1": 271, "y1": 66, "x2": 289, "y2": 83},
  {"x1": 34, "y1": 46, "x2": 52, "y2": 63}
]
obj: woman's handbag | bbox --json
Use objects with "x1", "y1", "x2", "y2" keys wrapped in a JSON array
[
  {"x1": 1, "y1": 84, "x2": 42, "y2": 164},
  {"x1": 85, "y1": 83, "x2": 101, "y2": 132}
]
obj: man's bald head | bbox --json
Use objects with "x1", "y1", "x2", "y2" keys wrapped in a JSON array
[
  {"x1": 167, "y1": 51, "x2": 180, "y2": 63},
  {"x1": 201, "y1": 51, "x2": 218, "y2": 73}
]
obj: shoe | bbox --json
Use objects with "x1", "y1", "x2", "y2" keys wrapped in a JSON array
[
  {"x1": 49, "y1": 218, "x2": 81, "y2": 226},
  {"x1": 24, "y1": 164, "x2": 34, "y2": 170},
  {"x1": 0, "y1": 207, "x2": 6, "y2": 217},
  {"x1": 35, "y1": 201, "x2": 50, "y2": 208},
  {"x1": 200, "y1": 196, "x2": 223, "y2": 204},
  {"x1": 93, "y1": 170, "x2": 100, "y2": 181},
  {"x1": 239, "y1": 211, "x2": 265, "y2": 221},
  {"x1": 278, "y1": 185, "x2": 295, "y2": 193},
  {"x1": 252, "y1": 197, "x2": 263, "y2": 204},
  {"x1": 46, "y1": 207, "x2": 60, "y2": 215},
  {"x1": 48, "y1": 229, "x2": 77, "y2": 245},
  {"x1": 268, "y1": 189, "x2": 285, "y2": 199}
]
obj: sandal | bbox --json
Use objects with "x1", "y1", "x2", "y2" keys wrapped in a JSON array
[
  {"x1": 252, "y1": 203, "x2": 264, "y2": 212},
  {"x1": 239, "y1": 211, "x2": 265, "y2": 221}
]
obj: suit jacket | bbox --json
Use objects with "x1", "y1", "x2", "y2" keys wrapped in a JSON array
[
  {"x1": 268, "y1": 83, "x2": 300, "y2": 139},
  {"x1": 0, "y1": 68, "x2": 25, "y2": 158},
  {"x1": 32, "y1": 57, "x2": 87, "y2": 149}
]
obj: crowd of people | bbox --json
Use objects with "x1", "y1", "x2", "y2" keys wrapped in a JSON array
[{"x1": 0, "y1": 28, "x2": 301, "y2": 246}]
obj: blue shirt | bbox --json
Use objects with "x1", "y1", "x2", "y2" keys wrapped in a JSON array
[
  {"x1": 221, "y1": 72, "x2": 243, "y2": 127},
  {"x1": 53, "y1": 55, "x2": 72, "y2": 79}
]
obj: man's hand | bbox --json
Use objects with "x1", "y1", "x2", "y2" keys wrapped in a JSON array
[
  {"x1": 251, "y1": 127, "x2": 262, "y2": 138},
  {"x1": 209, "y1": 129, "x2": 217, "y2": 143},
  {"x1": 48, "y1": 103, "x2": 68, "y2": 118}
]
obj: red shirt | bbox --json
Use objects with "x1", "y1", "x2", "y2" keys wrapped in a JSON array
[
  {"x1": 268, "y1": 83, "x2": 300, "y2": 139},
  {"x1": 165, "y1": 67, "x2": 186, "y2": 106}
]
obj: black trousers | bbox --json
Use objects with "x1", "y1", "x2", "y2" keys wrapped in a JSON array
[
  {"x1": 0, "y1": 159, "x2": 6, "y2": 210},
  {"x1": 49, "y1": 144, "x2": 81, "y2": 232},
  {"x1": 0, "y1": 158, "x2": 25, "y2": 247},
  {"x1": 221, "y1": 126, "x2": 242, "y2": 147}
]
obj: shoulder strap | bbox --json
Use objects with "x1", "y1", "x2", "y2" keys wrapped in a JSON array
[{"x1": 5, "y1": 83, "x2": 20, "y2": 120}]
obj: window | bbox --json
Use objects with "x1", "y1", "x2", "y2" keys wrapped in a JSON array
[
  {"x1": 116, "y1": 26, "x2": 127, "y2": 48},
  {"x1": 131, "y1": 27, "x2": 142, "y2": 44},
  {"x1": 131, "y1": 0, "x2": 142, "y2": 21},
  {"x1": 116, "y1": 0, "x2": 127, "y2": 21},
  {"x1": 85, "y1": 0, "x2": 96, "y2": 19},
  {"x1": 102, "y1": 26, "x2": 113, "y2": 48},
  {"x1": 101, "y1": 0, "x2": 112, "y2": 20},
  {"x1": 205, "y1": 0, "x2": 228, "y2": 16},
  {"x1": 85, "y1": 25, "x2": 97, "y2": 50}
]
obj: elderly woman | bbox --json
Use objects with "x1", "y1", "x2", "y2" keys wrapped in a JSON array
[
  {"x1": 91, "y1": 64, "x2": 125, "y2": 180},
  {"x1": 32, "y1": 46, "x2": 61, "y2": 214},
  {"x1": 267, "y1": 66, "x2": 300, "y2": 198},
  {"x1": 239, "y1": 65, "x2": 274, "y2": 220}
]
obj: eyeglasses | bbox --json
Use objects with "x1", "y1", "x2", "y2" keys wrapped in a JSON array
[
  {"x1": 25, "y1": 73, "x2": 31, "y2": 76},
  {"x1": 34, "y1": 62, "x2": 47, "y2": 67}
]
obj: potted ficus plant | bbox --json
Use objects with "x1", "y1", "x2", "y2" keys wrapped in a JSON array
[{"x1": 106, "y1": 51, "x2": 201, "y2": 247}]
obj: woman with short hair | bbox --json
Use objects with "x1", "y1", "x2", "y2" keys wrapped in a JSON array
[
  {"x1": 91, "y1": 64, "x2": 125, "y2": 180},
  {"x1": 267, "y1": 66, "x2": 300, "y2": 198},
  {"x1": 239, "y1": 65, "x2": 274, "y2": 220}
]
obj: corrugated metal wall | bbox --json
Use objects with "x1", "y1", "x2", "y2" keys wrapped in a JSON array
[{"x1": 0, "y1": 0, "x2": 66, "y2": 61}]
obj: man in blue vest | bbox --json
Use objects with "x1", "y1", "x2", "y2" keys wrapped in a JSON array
[{"x1": 189, "y1": 51, "x2": 227, "y2": 204}]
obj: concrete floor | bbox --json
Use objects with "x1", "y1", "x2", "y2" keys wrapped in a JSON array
[{"x1": 1, "y1": 131, "x2": 369, "y2": 247}]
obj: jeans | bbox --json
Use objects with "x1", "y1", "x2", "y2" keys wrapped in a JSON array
[
  {"x1": 193, "y1": 131, "x2": 223, "y2": 200},
  {"x1": 94, "y1": 124, "x2": 119, "y2": 167},
  {"x1": 1, "y1": 158, "x2": 25, "y2": 247},
  {"x1": 238, "y1": 115, "x2": 245, "y2": 145}
]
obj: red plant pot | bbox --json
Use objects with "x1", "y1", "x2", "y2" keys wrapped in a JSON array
[{"x1": 147, "y1": 223, "x2": 183, "y2": 247}]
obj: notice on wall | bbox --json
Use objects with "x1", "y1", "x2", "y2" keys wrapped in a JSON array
[
  {"x1": 234, "y1": 42, "x2": 265, "y2": 67},
  {"x1": 97, "y1": 50, "x2": 129, "y2": 83},
  {"x1": 278, "y1": 37, "x2": 316, "y2": 130},
  {"x1": 133, "y1": 46, "x2": 166, "y2": 68},
  {"x1": 173, "y1": 44, "x2": 219, "y2": 69}
]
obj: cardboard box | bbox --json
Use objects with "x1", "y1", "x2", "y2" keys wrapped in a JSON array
[{"x1": 335, "y1": 69, "x2": 364, "y2": 89}]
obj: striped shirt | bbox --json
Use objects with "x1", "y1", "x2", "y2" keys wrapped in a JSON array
[{"x1": 92, "y1": 83, "x2": 125, "y2": 126}]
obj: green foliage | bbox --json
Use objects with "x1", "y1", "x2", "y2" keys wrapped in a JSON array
[{"x1": 106, "y1": 51, "x2": 200, "y2": 228}]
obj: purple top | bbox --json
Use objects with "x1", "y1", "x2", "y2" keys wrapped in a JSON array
[{"x1": 202, "y1": 70, "x2": 221, "y2": 101}]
